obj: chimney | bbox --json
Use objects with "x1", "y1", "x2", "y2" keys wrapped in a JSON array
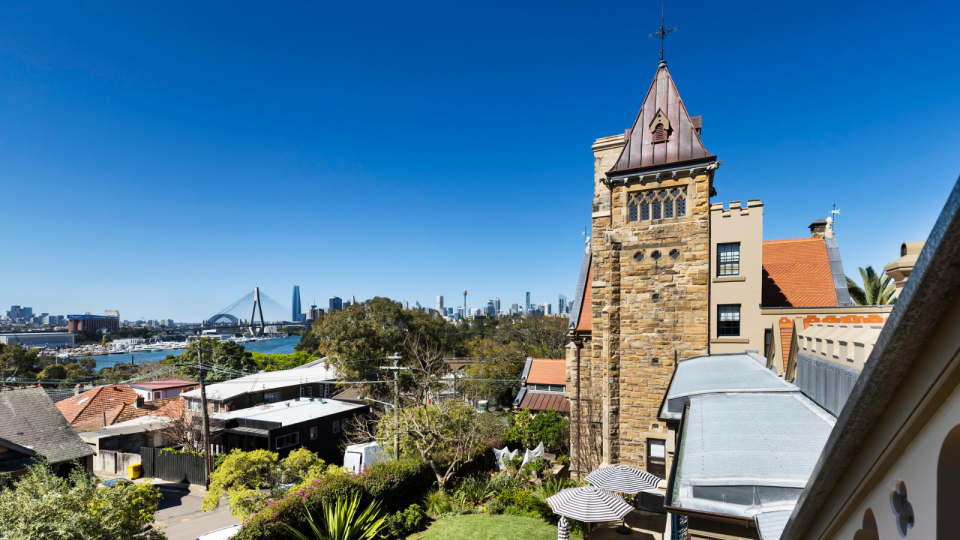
[
  {"x1": 74, "y1": 384, "x2": 81, "y2": 396},
  {"x1": 809, "y1": 219, "x2": 829, "y2": 238}
]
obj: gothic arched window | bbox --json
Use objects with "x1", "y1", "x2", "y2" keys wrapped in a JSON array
[
  {"x1": 652, "y1": 199, "x2": 662, "y2": 220},
  {"x1": 641, "y1": 201, "x2": 650, "y2": 221},
  {"x1": 629, "y1": 202, "x2": 638, "y2": 222},
  {"x1": 676, "y1": 196, "x2": 686, "y2": 217}
]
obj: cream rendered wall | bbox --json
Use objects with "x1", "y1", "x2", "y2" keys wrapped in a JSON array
[{"x1": 710, "y1": 200, "x2": 764, "y2": 354}]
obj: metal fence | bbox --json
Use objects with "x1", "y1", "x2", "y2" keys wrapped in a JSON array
[
  {"x1": 795, "y1": 353, "x2": 860, "y2": 416},
  {"x1": 140, "y1": 447, "x2": 208, "y2": 486}
]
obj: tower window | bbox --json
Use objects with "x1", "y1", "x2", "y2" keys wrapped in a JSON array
[
  {"x1": 664, "y1": 198, "x2": 674, "y2": 218},
  {"x1": 717, "y1": 243, "x2": 740, "y2": 276},
  {"x1": 652, "y1": 200, "x2": 662, "y2": 220},
  {"x1": 669, "y1": 249, "x2": 680, "y2": 260},
  {"x1": 676, "y1": 196, "x2": 686, "y2": 217},
  {"x1": 641, "y1": 201, "x2": 650, "y2": 221},
  {"x1": 718, "y1": 305, "x2": 741, "y2": 336},
  {"x1": 629, "y1": 202, "x2": 638, "y2": 222},
  {"x1": 651, "y1": 251, "x2": 662, "y2": 261},
  {"x1": 634, "y1": 252, "x2": 644, "y2": 262}
]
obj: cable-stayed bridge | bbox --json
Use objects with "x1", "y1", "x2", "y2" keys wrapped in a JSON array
[{"x1": 203, "y1": 287, "x2": 303, "y2": 336}]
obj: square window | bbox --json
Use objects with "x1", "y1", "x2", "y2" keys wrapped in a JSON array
[
  {"x1": 717, "y1": 243, "x2": 740, "y2": 276},
  {"x1": 310, "y1": 427, "x2": 318, "y2": 440},
  {"x1": 718, "y1": 305, "x2": 741, "y2": 336}
]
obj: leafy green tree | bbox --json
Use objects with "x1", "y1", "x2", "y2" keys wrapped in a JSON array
[
  {"x1": 0, "y1": 343, "x2": 42, "y2": 378},
  {"x1": 846, "y1": 266, "x2": 896, "y2": 305},
  {"x1": 252, "y1": 351, "x2": 318, "y2": 372},
  {"x1": 203, "y1": 449, "x2": 280, "y2": 519},
  {"x1": 280, "y1": 448, "x2": 328, "y2": 484},
  {"x1": 507, "y1": 409, "x2": 569, "y2": 452},
  {"x1": 38, "y1": 364, "x2": 67, "y2": 379},
  {"x1": 0, "y1": 460, "x2": 163, "y2": 540},
  {"x1": 286, "y1": 495, "x2": 387, "y2": 540},
  {"x1": 167, "y1": 338, "x2": 256, "y2": 382}
]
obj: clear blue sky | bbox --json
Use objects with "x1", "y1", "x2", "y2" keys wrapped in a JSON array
[{"x1": 2, "y1": 1, "x2": 958, "y2": 322}]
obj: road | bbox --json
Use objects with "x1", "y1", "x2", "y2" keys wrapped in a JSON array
[{"x1": 153, "y1": 487, "x2": 241, "y2": 540}]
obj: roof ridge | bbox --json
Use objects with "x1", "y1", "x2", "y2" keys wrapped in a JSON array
[{"x1": 764, "y1": 237, "x2": 822, "y2": 244}]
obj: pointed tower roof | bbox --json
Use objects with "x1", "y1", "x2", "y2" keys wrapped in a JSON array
[{"x1": 606, "y1": 61, "x2": 714, "y2": 178}]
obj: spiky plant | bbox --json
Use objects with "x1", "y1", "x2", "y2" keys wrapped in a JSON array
[
  {"x1": 285, "y1": 495, "x2": 386, "y2": 540},
  {"x1": 846, "y1": 266, "x2": 896, "y2": 305},
  {"x1": 455, "y1": 476, "x2": 496, "y2": 506},
  {"x1": 423, "y1": 489, "x2": 452, "y2": 516}
]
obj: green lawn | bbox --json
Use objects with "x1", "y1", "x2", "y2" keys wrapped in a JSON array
[{"x1": 409, "y1": 514, "x2": 579, "y2": 540}]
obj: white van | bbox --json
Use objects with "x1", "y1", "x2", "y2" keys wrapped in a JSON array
[{"x1": 343, "y1": 442, "x2": 390, "y2": 473}]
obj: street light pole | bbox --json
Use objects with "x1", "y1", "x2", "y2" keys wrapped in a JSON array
[
  {"x1": 198, "y1": 341, "x2": 212, "y2": 475},
  {"x1": 387, "y1": 354, "x2": 401, "y2": 460}
]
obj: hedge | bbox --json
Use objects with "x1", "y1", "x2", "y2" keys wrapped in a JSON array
[{"x1": 234, "y1": 459, "x2": 433, "y2": 540}]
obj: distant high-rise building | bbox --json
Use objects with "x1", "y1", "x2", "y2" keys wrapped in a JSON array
[
  {"x1": 567, "y1": 300, "x2": 575, "y2": 314},
  {"x1": 437, "y1": 296, "x2": 444, "y2": 313},
  {"x1": 457, "y1": 306, "x2": 465, "y2": 318},
  {"x1": 485, "y1": 300, "x2": 495, "y2": 316},
  {"x1": 493, "y1": 297, "x2": 500, "y2": 314},
  {"x1": 525, "y1": 292, "x2": 530, "y2": 313},
  {"x1": 546, "y1": 304, "x2": 552, "y2": 315},
  {"x1": 402, "y1": 300, "x2": 409, "y2": 310},
  {"x1": 292, "y1": 286, "x2": 303, "y2": 322},
  {"x1": 351, "y1": 295, "x2": 357, "y2": 305},
  {"x1": 329, "y1": 296, "x2": 342, "y2": 312},
  {"x1": 558, "y1": 295, "x2": 567, "y2": 314}
]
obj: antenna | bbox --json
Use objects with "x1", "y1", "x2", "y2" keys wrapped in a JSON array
[{"x1": 831, "y1": 204, "x2": 840, "y2": 229}]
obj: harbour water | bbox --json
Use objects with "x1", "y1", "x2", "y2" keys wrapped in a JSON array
[{"x1": 88, "y1": 336, "x2": 301, "y2": 370}]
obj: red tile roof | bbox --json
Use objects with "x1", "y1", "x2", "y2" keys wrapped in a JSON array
[
  {"x1": 519, "y1": 392, "x2": 570, "y2": 414},
  {"x1": 762, "y1": 237, "x2": 839, "y2": 307},
  {"x1": 526, "y1": 359, "x2": 566, "y2": 386},
  {"x1": 56, "y1": 385, "x2": 141, "y2": 425},
  {"x1": 576, "y1": 264, "x2": 593, "y2": 333},
  {"x1": 149, "y1": 398, "x2": 184, "y2": 419}
]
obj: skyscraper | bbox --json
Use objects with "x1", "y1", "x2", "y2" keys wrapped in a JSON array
[
  {"x1": 558, "y1": 294, "x2": 567, "y2": 314},
  {"x1": 525, "y1": 292, "x2": 531, "y2": 313},
  {"x1": 437, "y1": 296, "x2": 444, "y2": 313},
  {"x1": 292, "y1": 286, "x2": 303, "y2": 322},
  {"x1": 493, "y1": 297, "x2": 500, "y2": 314},
  {"x1": 329, "y1": 296, "x2": 342, "y2": 312}
]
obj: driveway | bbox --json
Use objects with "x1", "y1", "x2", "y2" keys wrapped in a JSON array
[{"x1": 153, "y1": 486, "x2": 241, "y2": 540}]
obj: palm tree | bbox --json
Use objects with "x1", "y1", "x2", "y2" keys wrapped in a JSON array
[
  {"x1": 285, "y1": 496, "x2": 386, "y2": 540},
  {"x1": 846, "y1": 266, "x2": 896, "y2": 305}
]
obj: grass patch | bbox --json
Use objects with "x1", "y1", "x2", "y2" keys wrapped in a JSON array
[{"x1": 409, "y1": 513, "x2": 581, "y2": 540}]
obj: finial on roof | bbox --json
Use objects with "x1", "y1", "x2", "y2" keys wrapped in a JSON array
[{"x1": 649, "y1": 5, "x2": 677, "y2": 63}]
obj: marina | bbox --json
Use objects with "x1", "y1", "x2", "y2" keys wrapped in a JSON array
[{"x1": 61, "y1": 335, "x2": 301, "y2": 370}]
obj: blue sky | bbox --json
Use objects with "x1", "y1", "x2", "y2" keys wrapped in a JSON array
[{"x1": 2, "y1": 1, "x2": 958, "y2": 322}]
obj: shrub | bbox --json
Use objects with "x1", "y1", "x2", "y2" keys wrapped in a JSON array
[
  {"x1": 498, "y1": 487, "x2": 533, "y2": 510},
  {"x1": 488, "y1": 473, "x2": 523, "y2": 495},
  {"x1": 555, "y1": 455, "x2": 569, "y2": 466},
  {"x1": 485, "y1": 497, "x2": 504, "y2": 515},
  {"x1": 454, "y1": 476, "x2": 495, "y2": 506},
  {"x1": 381, "y1": 504, "x2": 429, "y2": 538},
  {"x1": 423, "y1": 490, "x2": 452, "y2": 516},
  {"x1": 503, "y1": 506, "x2": 542, "y2": 519},
  {"x1": 353, "y1": 459, "x2": 433, "y2": 511}
]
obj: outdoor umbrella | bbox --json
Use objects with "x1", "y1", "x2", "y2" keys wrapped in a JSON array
[
  {"x1": 546, "y1": 485, "x2": 634, "y2": 523},
  {"x1": 585, "y1": 464, "x2": 661, "y2": 494}
]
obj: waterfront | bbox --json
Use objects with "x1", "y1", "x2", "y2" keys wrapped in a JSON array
[{"x1": 88, "y1": 336, "x2": 301, "y2": 370}]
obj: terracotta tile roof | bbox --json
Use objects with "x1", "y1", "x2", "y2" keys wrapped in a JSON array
[
  {"x1": 56, "y1": 385, "x2": 141, "y2": 425},
  {"x1": 69, "y1": 396, "x2": 182, "y2": 431},
  {"x1": 149, "y1": 398, "x2": 184, "y2": 419},
  {"x1": 526, "y1": 359, "x2": 566, "y2": 386},
  {"x1": 762, "y1": 237, "x2": 839, "y2": 307},
  {"x1": 519, "y1": 392, "x2": 570, "y2": 414},
  {"x1": 576, "y1": 264, "x2": 593, "y2": 333}
]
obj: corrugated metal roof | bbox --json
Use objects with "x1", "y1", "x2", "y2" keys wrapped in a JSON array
[
  {"x1": 756, "y1": 510, "x2": 793, "y2": 540},
  {"x1": 181, "y1": 365, "x2": 338, "y2": 401},
  {"x1": 519, "y1": 392, "x2": 570, "y2": 413},
  {"x1": 212, "y1": 398, "x2": 364, "y2": 426},
  {"x1": 660, "y1": 354, "x2": 796, "y2": 420}
]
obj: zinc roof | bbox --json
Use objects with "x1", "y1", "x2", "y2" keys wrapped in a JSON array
[
  {"x1": 212, "y1": 397, "x2": 364, "y2": 426},
  {"x1": 762, "y1": 237, "x2": 839, "y2": 308},
  {"x1": 181, "y1": 364, "x2": 338, "y2": 401},
  {"x1": 518, "y1": 391, "x2": 570, "y2": 413},
  {"x1": 660, "y1": 354, "x2": 797, "y2": 420}
]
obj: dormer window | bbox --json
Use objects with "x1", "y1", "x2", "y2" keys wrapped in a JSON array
[{"x1": 648, "y1": 109, "x2": 671, "y2": 144}]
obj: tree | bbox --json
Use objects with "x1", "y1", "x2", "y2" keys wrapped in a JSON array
[
  {"x1": 846, "y1": 266, "x2": 896, "y2": 305},
  {"x1": 0, "y1": 460, "x2": 164, "y2": 540},
  {"x1": 161, "y1": 414, "x2": 206, "y2": 452},
  {"x1": 348, "y1": 400, "x2": 503, "y2": 490},
  {"x1": 462, "y1": 339, "x2": 526, "y2": 407},
  {"x1": 0, "y1": 343, "x2": 42, "y2": 378},
  {"x1": 507, "y1": 409, "x2": 570, "y2": 452},
  {"x1": 167, "y1": 339, "x2": 256, "y2": 382}
]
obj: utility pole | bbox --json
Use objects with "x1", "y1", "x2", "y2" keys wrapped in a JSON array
[
  {"x1": 386, "y1": 353, "x2": 402, "y2": 461},
  {"x1": 198, "y1": 340, "x2": 213, "y2": 475}
]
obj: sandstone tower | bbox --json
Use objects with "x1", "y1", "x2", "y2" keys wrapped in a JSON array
[{"x1": 570, "y1": 59, "x2": 719, "y2": 472}]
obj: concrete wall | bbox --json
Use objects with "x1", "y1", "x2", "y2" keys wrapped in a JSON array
[
  {"x1": 93, "y1": 450, "x2": 141, "y2": 476},
  {"x1": 710, "y1": 200, "x2": 764, "y2": 354}
]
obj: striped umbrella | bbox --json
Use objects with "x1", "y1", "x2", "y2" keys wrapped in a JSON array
[
  {"x1": 585, "y1": 465, "x2": 660, "y2": 494},
  {"x1": 546, "y1": 485, "x2": 634, "y2": 523}
]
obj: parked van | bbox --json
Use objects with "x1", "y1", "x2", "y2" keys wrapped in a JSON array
[{"x1": 343, "y1": 442, "x2": 389, "y2": 473}]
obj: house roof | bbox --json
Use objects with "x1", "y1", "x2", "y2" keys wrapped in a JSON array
[
  {"x1": 762, "y1": 237, "x2": 839, "y2": 307},
  {"x1": 569, "y1": 250, "x2": 593, "y2": 334},
  {"x1": 606, "y1": 61, "x2": 714, "y2": 178},
  {"x1": 526, "y1": 359, "x2": 566, "y2": 386},
  {"x1": 149, "y1": 398, "x2": 184, "y2": 419},
  {"x1": 78, "y1": 416, "x2": 173, "y2": 441},
  {"x1": 128, "y1": 379, "x2": 195, "y2": 391},
  {"x1": 518, "y1": 391, "x2": 570, "y2": 413},
  {"x1": 0, "y1": 388, "x2": 95, "y2": 471},
  {"x1": 56, "y1": 385, "x2": 141, "y2": 425},
  {"x1": 659, "y1": 353, "x2": 798, "y2": 421},
  {"x1": 180, "y1": 364, "x2": 338, "y2": 401},
  {"x1": 212, "y1": 397, "x2": 365, "y2": 426}
]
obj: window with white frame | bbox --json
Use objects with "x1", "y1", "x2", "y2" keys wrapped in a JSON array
[
  {"x1": 265, "y1": 392, "x2": 282, "y2": 404},
  {"x1": 276, "y1": 433, "x2": 299, "y2": 449}
]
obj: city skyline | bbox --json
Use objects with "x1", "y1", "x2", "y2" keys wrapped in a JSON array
[{"x1": 2, "y1": 2, "x2": 958, "y2": 321}]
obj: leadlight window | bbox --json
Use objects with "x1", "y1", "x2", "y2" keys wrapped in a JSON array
[
  {"x1": 652, "y1": 251, "x2": 662, "y2": 261},
  {"x1": 634, "y1": 252, "x2": 644, "y2": 262},
  {"x1": 629, "y1": 202, "x2": 638, "y2": 222},
  {"x1": 652, "y1": 200, "x2": 662, "y2": 220},
  {"x1": 669, "y1": 249, "x2": 680, "y2": 260},
  {"x1": 718, "y1": 305, "x2": 741, "y2": 336},
  {"x1": 676, "y1": 196, "x2": 686, "y2": 217},
  {"x1": 717, "y1": 243, "x2": 740, "y2": 276},
  {"x1": 641, "y1": 201, "x2": 650, "y2": 220},
  {"x1": 628, "y1": 186, "x2": 689, "y2": 223}
]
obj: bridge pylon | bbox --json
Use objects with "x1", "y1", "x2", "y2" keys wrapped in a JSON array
[{"x1": 250, "y1": 287, "x2": 266, "y2": 337}]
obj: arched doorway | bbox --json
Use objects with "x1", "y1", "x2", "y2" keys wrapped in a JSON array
[{"x1": 939, "y1": 424, "x2": 960, "y2": 540}]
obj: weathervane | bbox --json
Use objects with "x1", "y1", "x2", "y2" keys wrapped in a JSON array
[{"x1": 649, "y1": 6, "x2": 677, "y2": 62}]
